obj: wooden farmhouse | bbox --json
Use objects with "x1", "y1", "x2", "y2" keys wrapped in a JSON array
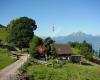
[{"x1": 55, "y1": 44, "x2": 72, "y2": 60}]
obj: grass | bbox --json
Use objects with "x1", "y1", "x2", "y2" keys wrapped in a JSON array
[
  {"x1": 0, "y1": 28, "x2": 8, "y2": 42},
  {"x1": 0, "y1": 28, "x2": 15, "y2": 69},
  {"x1": 0, "y1": 48, "x2": 15, "y2": 69},
  {"x1": 72, "y1": 48, "x2": 81, "y2": 55},
  {"x1": 27, "y1": 62, "x2": 100, "y2": 80}
]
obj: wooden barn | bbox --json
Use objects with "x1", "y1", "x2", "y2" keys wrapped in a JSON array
[{"x1": 55, "y1": 44, "x2": 72, "y2": 60}]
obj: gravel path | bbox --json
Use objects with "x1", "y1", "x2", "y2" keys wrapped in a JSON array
[{"x1": 0, "y1": 53, "x2": 29, "y2": 80}]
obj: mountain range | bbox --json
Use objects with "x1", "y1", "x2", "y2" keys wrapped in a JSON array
[{"x1": 54, "y1": 32, "x2": 100, "y2": 51}]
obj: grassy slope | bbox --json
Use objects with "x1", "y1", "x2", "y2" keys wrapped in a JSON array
[
  {"x1": 0, "y1": 48, "x2": 15, "y2": 69},
  {"x1": 72, "y1": 48, "x2": 81, "y2": 55},
  {"x1": 0, "y1": 28, "x2": 8, "y2": 42},
  {"x1": 27, "y1": 63, "x2": 100, "y2": 80}
]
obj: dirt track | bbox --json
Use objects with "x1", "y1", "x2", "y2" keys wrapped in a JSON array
[{"x1": 0, "y1": 54, "x2": 29, "y2": 80}]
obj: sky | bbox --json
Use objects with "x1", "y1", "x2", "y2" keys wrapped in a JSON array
[{"x1": 0, "y1": 0, "x2": 100, "y2": 37}]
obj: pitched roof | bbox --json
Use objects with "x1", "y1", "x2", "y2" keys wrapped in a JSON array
[{"x1": 55, "y1": 44, "x2": 72, "y2": 55}]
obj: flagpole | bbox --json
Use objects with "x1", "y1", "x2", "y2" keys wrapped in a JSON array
[
  {"x1": 53, "y1": 24, "x2": 54, "y2": 33},
  {"x1": 52, "y1": 24, "x2": 55, "y2": 38}
]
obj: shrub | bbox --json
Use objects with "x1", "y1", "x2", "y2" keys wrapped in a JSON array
[{"x1": 29, "y1": 36, "x2": 43, "y2": 58}]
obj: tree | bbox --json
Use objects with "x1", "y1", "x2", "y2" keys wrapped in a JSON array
[
  {"x1": 68, "y1": 41, "x2": 81, "y2": 49},
  {"x1": 50, "y1": 43, "x2": 56, "y2": 58},
  {"x1": 44, "y1": 37, "x2": 55, "y2": 59},
  {"x1": 7, "y1": 17, "x2": 37, "y2": 52},
  {"x1": 80, "y1": 40, "x2": 94, "y2": 60},
  {"x1": 69, "y1": 40, "x2": 94, "y2": 60},
  {"x1": 99, "y1": 50, "x2": 100, "y2": 58},
  {"x1": 44, "y1": 37, "x2": 54, "y2": 46},
  {"x1": 29, "y1": 36, "x2": 43, "y2": 57}
]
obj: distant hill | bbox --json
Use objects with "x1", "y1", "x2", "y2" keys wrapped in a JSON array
[
  {"x1": 0, "y1": 24, "x2": 6, "y2": 28},
  {"x1": 54, "y1": 32, "x2": 100, "y2": 51}
]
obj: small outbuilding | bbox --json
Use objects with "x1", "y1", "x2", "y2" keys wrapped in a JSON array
[
  {"x1": 71, "y1": 55, "x2": 82, "y2": 63},
  {"x1": 55, "y1": 44, "x2": 72, "y2": 60}
]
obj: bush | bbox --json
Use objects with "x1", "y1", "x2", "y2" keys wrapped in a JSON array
[
  {"x1": 91, "y1": 57, "x2": 100, "y2": 64},
  {"x1": 47, "y1": 59, "x2": 66, "y2": 68},
  {"x1": 29, "y1": 36, "x2": 43, "y2": 58},
  {"x1": 69, "y1": 41, "x2": 94, "y2": 60},
  {"x1": 19, "y1": 61, "x2": 32, "y2": 73}
]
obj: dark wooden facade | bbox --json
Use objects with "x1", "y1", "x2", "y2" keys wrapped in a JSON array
[
  {"x1": 71, "y1": 55, "x2": 81, "y2": 63},
  {"x1": 55, "y1": 44, "x2": 72, "y2": 59}
]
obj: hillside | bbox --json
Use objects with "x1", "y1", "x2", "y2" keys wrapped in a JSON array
[
  {"x1": 0, "y1": 28, "x2": 8, "y2": 42},
  {"x1": 27, "y1": 63, "x2": 100, "y2": 80},
  {"x1": 0, "y1": 48, "x2": 15, "y2": 69},
  {"x1": 71, "y1": 48, "x2": 81, "y2": 55}
]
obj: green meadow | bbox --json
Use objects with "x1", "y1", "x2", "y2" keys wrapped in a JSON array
[
  {"x1": 0, "y1": 48, "x2": 15, "y2": 69},
  {"x1": 27, "y1": 63, "x2": 100, "y2": 80},
  {"x1": 72, "y1": 48, "x2": 81, "y2": 55},
  {"x1": 0, "y1": 28, "x2": 8, "y2": 42}
]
